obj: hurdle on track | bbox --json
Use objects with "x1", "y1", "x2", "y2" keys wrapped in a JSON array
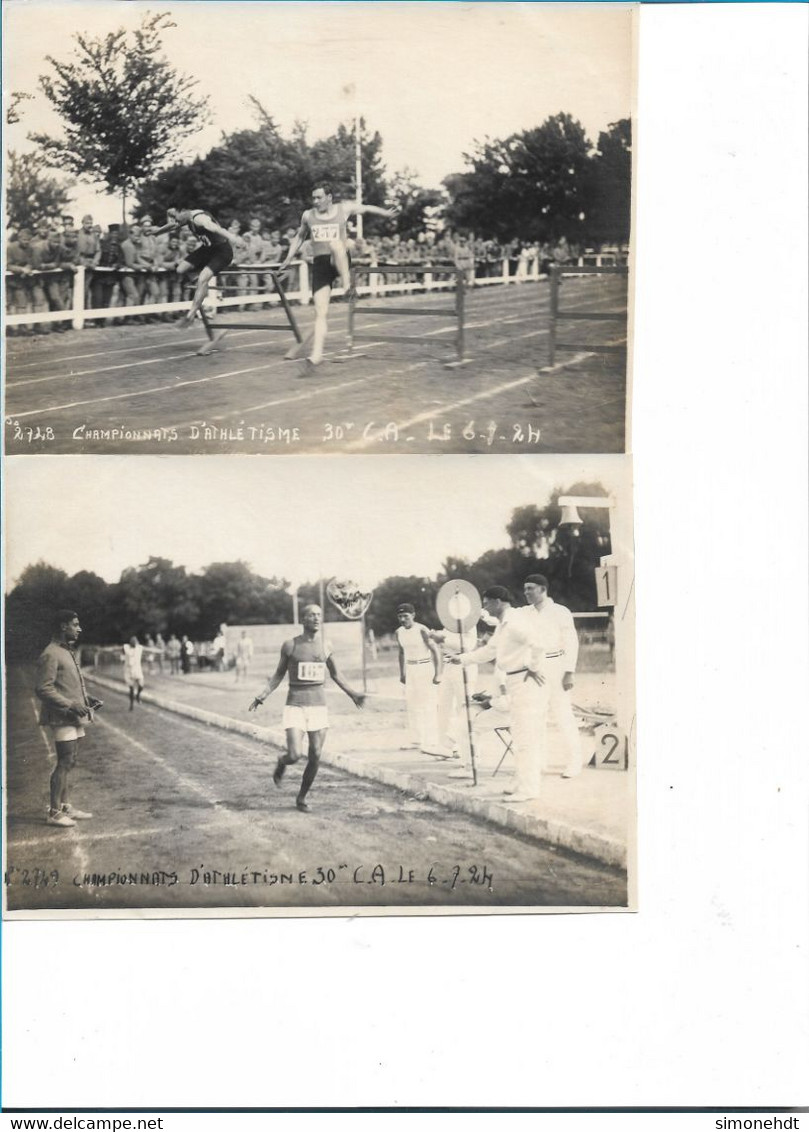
[
  {"x1": 197, "y1": 268, "x2": 303, "y2": 356},
  {"x1": 345, "y1": 263, "x2": 469, "y2": 367},
  {"x1": 546, "y1": 263, "x2": 629, "y2": 367}
]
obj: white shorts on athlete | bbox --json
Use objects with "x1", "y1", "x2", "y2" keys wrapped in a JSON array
[
  {"x1": 282, "y1": 704, "x2": 329, "y2": 732},
  {"x1": 51, "y1": 724, "x2": 86, "y2": 742}
]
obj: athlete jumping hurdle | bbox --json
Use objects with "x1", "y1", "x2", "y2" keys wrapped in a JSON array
[
  {"x1": 276, "y1": 183, "x2": 396, "y2": 376},
  {"x1": 152, "y1": 206, "x2": 243, "y2": 330},
  {"x1": 248, "y1": 604, "x2": 365, "y2": 812}
]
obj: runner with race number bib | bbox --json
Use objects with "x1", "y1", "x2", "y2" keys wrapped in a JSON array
[
  {"x1": 248, "y1": 604, "x2": 365, "y2": 812},
  {"x1": 277, "y1": 183, "x2": 397, "y2": 375}
]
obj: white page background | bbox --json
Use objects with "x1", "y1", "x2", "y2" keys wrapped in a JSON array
[{"x1": 3, "y1": 2, "x2": 808, "y2": 1111}]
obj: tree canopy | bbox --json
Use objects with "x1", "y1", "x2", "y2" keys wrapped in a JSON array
[
  {"x1": 135, "y1": 106, "x2": 390, "y2": 232},
  {"x1": 30, "y1": 12, "x2": 209, "y2": 217},
  {"x1": 6, "y1": 150, "x2": 73, "y2": 231},
  {"x1": 444, "y1": 114, "x2": 631, "y2": 247},
  {"x1": 6, "y1": 491, "x2": 614, "y2": 659}
]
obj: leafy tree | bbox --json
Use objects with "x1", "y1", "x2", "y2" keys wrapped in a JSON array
[
  {"x1": 197, "y1": 561, "x2": 291, "y2": 634},
  {"x1": 109, "y1": 556, "x2": 201, "y2": 640},
  {"x1": 364, "y1": 576, "x2": 440, "y2": 637},
  {"x1": 506, "y1": 486, "x2": 612, "y2": 611},
  {"x1": 444, "y1": 112, "x2": 593, "y2": 243},
  {"x1": 5, "y1": 562, "x2": 71, "y2": 659},
  {"x1": 6, "y1": 91, "x2": 33, "y2": 126},
  {"x1": 30, "y1": 12, "x2": 209, "y2": 219},
  {"x1": 388, "y1": 169, "x2": 446, "y2": 241},
  {"x1": 136, "y1": 109, "x2": 390, "y2": 232},
  {"x1": 5, "y1": 150, "x2": 73, "y2": 232},
  {"x1": 585, "y1": 119, "x2": 632, "y2": 246}
]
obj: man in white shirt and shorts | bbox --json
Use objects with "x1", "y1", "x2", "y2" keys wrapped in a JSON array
[{"x1": 248, "y1": 605, "x2": 365, "y2": 812}]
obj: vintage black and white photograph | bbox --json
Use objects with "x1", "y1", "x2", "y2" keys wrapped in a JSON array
[
  {"x1": 4, "y1": 1, "x2": 634, "y2": 456},
  {"x1": 3, "y1": 454, "x2": 635, "y2": 916}
]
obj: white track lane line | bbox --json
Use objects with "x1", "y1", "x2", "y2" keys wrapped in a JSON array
[
  {"x1": 8, "y1": 359, "x2": 287, "y2": 419},
  {"x1": 7, "y1": 331, "x2": 221, "y2": 370},
  {"x1": 10, "y1": 828, "x2": 170, "y2": 851},
  {"x1": 345, "y1": 344, "x2": 603, "y2": 450},
  {"x1": 91, "y1": 713, "x2": 335, "y2": 895},
  {"x1": 167, "y1": 292, "x2": 623, "y2": 429},
  {"x1": 4, "y1": 278, "x2": 586, "y2": 385},
  {"x1": 8, "y1": 282, "x2": 624, "y2": 419}
]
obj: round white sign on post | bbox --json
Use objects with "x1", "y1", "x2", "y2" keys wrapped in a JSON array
[{"x1": 436, "y1": 579, "x2": 482, "y2": 633}]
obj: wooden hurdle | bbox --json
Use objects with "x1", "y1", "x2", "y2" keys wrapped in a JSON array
[
  {"x1": 196, "y1": 268, "x2": 303, "y2": 356},
  {"x1": 547, "y1": 263, "x2": 629, "y2": 367},
  {"x1": 346, "y1": 263, "x2": 468, "y2": 367}
]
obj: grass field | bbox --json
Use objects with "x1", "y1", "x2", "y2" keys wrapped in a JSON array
[{"x1": 4, "y1": 276, "x2": 628, "y2": 455}]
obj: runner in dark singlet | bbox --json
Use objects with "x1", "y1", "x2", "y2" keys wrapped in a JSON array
[
  {"x1": 152, "y1": 207, "x2": 242, "y2": 329},
  {"x1": 248, "y1": 604, "x2": 365, "y2": 812},
  {"x1": 277, "y1": 183, "x2": 397, "y2": 375}
]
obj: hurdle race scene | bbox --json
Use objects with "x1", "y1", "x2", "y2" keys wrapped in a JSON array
[
  {"x1": 3, "y1": 454, "x2": 635, "y2": 916},
  {"x1": 3, "y1": 2, "x2": 634, "y2": 456}
]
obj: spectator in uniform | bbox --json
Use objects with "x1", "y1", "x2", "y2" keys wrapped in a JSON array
[
  {"x1": 6, "y1": 229, "x2": 36, "y2": 333},
  {"x1": 76, "y1": 214, "x2": 101, "y2": 307},
  {"x1": 94, "y1": 224, "x2": 123, "y2": 319}
]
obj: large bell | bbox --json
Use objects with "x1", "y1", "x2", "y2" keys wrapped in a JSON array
[{"x1": 559, "y1": 503, "x2": 583, "y2": 525}]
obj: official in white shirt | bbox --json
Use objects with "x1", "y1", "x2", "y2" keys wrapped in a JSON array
[
  {"x1": 426, "y1": 626, "x2": 479, "y2": 770},
  {"x1": 395, "y1": 603, "x2": 443, "y2": 756},
  {"x1": 522, "y1": 574, "x2": 583, "y2": 777},
  {"x1": 450, "y1": 586, "x2": 546, "y2": 801}
]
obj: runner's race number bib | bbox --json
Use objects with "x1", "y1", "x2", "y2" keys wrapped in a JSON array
[
  {"x1": 310, "y1": 223, "x2": 340, "y2": 242},
  {"x1": 297, "y1": 661, "x2": 325, "y2": 682}
]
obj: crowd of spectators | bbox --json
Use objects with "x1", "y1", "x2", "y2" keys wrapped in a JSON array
[{"x1": 5, "y1": 209, "x2": 582, "y2": 334}]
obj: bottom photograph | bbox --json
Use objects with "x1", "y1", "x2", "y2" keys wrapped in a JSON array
[{"x1": 3, "y1": 453, "x2": 635, "y2": 917}]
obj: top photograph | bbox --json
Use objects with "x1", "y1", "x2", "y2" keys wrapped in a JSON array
[{"x1": 3, "y1": 2, "x2": 635, "y2": 457}]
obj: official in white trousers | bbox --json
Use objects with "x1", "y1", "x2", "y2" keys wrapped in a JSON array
[
  {"x1": 450, "y1": 586, "x2": 547, "y2": 801},
  {"x1": 396, "y1": 603, "x2": 443, "y2": 755},
  {"x1": 522, "y1": 574, "x2": 583, "y2": 777}
]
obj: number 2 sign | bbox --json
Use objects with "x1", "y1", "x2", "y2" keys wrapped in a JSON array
[{"x1": 587, "y1": 721, "x2": 628, "y2": 771}]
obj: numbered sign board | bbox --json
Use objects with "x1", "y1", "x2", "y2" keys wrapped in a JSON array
[
  {"x1": 595, "y1": 564, "x2": 618, "y2": 607},
  {"x1": 587, "y1": 721, "x2": 628, "y2": 771}
]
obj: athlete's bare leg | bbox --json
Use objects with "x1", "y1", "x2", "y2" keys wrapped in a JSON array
[
  {"x1": 296, "y1": 730, "x2": 326, "y2": 811},
  {"x1": 309, "y1": 285, "x2": 331, "y2": 364},
  {"x1": 273, "y1": 727, "x2": 306, "y2": 787},
  {"x1": 176, "y1": 263, "x2": 216, "y2": 329},
  {"x1": 50, "y1": 740, "x2": 78, "y2": 812}
]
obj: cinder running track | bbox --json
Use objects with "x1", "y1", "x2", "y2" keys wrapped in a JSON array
[
  {"x1": 4, "y1": 277, "x2": 628, "y2": 455},
  {"x1": 4, "y1": 667, "x2": 627, "y2": 914}
]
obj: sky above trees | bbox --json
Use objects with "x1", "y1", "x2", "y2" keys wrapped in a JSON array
[
  {"x1": 5, "y1": 1, "x2": 634, "y2": 224},
  {"x1": 4, "y1": 455, "x2": 630, "y2": 591}
]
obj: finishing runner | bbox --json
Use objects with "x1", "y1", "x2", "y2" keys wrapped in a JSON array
[
  {"x1": 248, "y1": 604, "x2": 365, "y2": 812},
  {"x1": 277, "y1": 183, "x2": 396, "y2": 375},
  {"x1": 152, "y1": 207, "x2": 242, "y2": 330}
]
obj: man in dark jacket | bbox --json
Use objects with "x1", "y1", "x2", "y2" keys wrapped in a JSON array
[{"x1": 35, "y1": 610, "x2": 102, "y2": 828}]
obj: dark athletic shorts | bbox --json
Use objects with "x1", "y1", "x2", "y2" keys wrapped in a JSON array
[
  {"x1": 311, "y1": 252, "x2": 349, "y2": 293},
  {"x1": 184, "y1": 242, "x2": 233, "y2": 276}
]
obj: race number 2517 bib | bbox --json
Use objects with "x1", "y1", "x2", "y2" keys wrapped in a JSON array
[
  {"x1": 310, "y1": 223, "x2": 340, "y2": 242},
  {"x1": 296, "y1": 661, "x2": 325, "y2": 682}
]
